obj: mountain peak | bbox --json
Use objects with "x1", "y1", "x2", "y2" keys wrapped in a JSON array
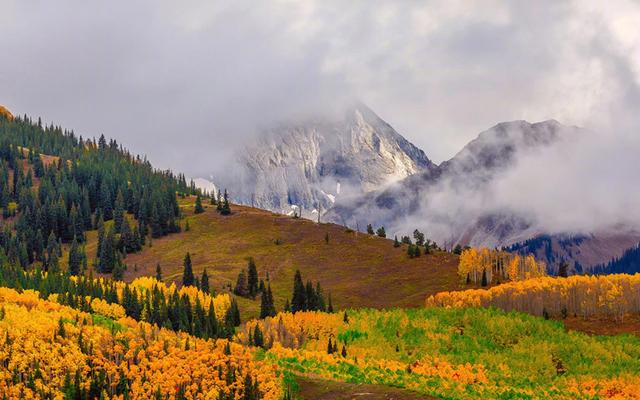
[{"x1": 216, "y1": 103, "x2": 435, "y2": 214}]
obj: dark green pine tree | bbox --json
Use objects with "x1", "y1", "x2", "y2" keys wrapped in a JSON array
[
  {"x1": 291, "y1": 270, "x2": 307, "y2": 313},
  {"x1": 247, "y1": 258, "x2": 259, "y2": 298},
  {"x1": 201, "y1": 268, "x2": 210, "y2": 294},
  {"x1": 100, "y1": 180, "x2": 113, "y2": 220},
  {"x1": 68, "y1": 236, "x2": 82, "y2": 276},
  {"x1": 113, "y1": 190, "x2": 125, "y2": 233},
  {"x1": 216, "y1": 190, "x2": 223, "y2": 211},
  {"x1": 182, "y1": 252, "x2": 194, "y2": 287},
  {"x1": 98, "y1": 228, "x2": 117, "y2": 273},
  {"x1": 155, "y1": 263, "x2": 162, "y2": 281},
  {"x1": 253, "y1": 325, "x2": 264, "y2": 348},
  {"x1": 259, "y1": 289, "x2": 270, "y2": 319},
  {"x1": 481, "y1": 269, "x2": 488, "y2": 287},
  {"x1": 376, "y1": 226, "x2": 386, "y2": 238},
  {"x1": 234, "y1": 269, "x2": 248, "y2": 297},
  {"x1": 220, "y1": 189, "x2": 231, "y2": 215},
  {"x1": 394, "y1": 235, "x2": 400, "y2": 248},
  {"x1": 366, "y1": 224, "x2": 374, "y2": 235},
  {"x1": 194, "y1": 194, "x2": 204, "y2": 214}
]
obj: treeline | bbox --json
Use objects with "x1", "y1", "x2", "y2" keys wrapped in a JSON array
[
  {"x1": 458, "y1": 248, "x2": 547, "y2": 285},
  {"x1": 592, "y1": 244, "x2": 640, "y2": 274},
  {"x1": 0, "y1": 114, "x2": 201, "y2": 274},
  {"x1": 0, "y1": 264, "x2": 241, "y2": 340}
]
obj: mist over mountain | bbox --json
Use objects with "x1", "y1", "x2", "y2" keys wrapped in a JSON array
[
  {"x1": 212, "y1": 103, "x2": 434, "y2": 215},
  {"x1": 328, "y1": 116, "x2": 640, "y2": 270},
  {"x1": 214, "y1": 108, "x2": 639, "y2": 271}
]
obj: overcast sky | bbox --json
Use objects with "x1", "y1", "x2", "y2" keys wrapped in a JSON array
[{"x1": 1, "y1": 0, "x2": 639, "y2": 176}]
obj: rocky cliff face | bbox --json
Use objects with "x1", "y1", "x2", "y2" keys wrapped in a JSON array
[{"x1": 219, "y1": 103, "x2": 435, "y2": 215}]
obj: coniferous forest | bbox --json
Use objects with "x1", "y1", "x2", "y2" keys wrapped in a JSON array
[{"x1": 0, "y1": 114, "x2": 198, "y2": 275}]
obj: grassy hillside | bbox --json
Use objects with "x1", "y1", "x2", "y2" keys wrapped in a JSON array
[
  {"x1": 243, "y1": 307, "x2": 640, "y2": 400},
  {"x1": 80, "y1": 196, "x2": 459, "y2": 318}
]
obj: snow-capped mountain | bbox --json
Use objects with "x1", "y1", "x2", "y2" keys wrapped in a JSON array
[{"x1": 215, "y1": 103, "x2": 435, "y2": 215}]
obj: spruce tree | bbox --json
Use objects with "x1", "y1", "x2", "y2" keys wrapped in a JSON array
[
  {"x1": 68, "y1": 237, "x2": 82, "y2": 276},
  {"x1": 259, "y1": 289, "x2": 270, "y2": 319},
  {"x1": 366, "y1": 224, "x2": 374, "y2": 235},
  {"x1": 394, "y1": 235, "x2": 400, "y2": 248},
  {"x1": 291, "y1": 270, "x2": 306, "y2": 313},
  {"x1": 182, "y1": 252, "x2": 194, "y2": 287},
  {"x1": 220, "y1": 189, "x2": 231, "y2": 215},
  {"x1": 201, "y1": 268, "x2": 210, "y2": 294},
  {"x1": 155, "y1": 263, "x2": 162, "y2": 281},
  {"x1": 481, "y1": 269, "x2": 488, "y2": 287},
  {"x1": 376, "y1": 226, "x2": 386, "y2": 238},
  {"x1": 247, "y1": 258, "x2": 259, "y2": 298},
  {"x1": 113, "y1": 190, "x2": 125, "y2": 233},
  {"x1": 234, "y1": 269, "x2": 248, "y2": 297},
  {"x1": 98, "y1": 228, "x2": 117, "y2": 273},
  {"x1": 194, "y1": 194, "x2": 204, "y2": 214},
  {"x1": 253, "y1": 325, "x2": 264, "y2": 348}
]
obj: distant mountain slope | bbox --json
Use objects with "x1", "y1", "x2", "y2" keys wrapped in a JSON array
[
  {"x1": 326, "y1": 119, "x2": 640, "y2": 271},
  {"x1": 592, "y1": 243, "x2": 640, "y2": 274},
  {"x1": 505, "y1": 232, "x2": 640, "y2": 274},
  {"x1": 327, "y1": 119, "x2": 579, "y2": 240},
  {"x1": 217, "y1": 103, "x2": 435, "y2": 215}
]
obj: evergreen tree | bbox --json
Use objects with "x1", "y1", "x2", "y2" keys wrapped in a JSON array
[
  {"x1": 259, "y1": 283, "x2": 276, "y2": 319},
  {"x1": 366, "y1": 224, "x2": 374, "y2": 235},
  {"x1": 220, "y1": 189, "x2": 231, "y2": 215},
  {"x1": 201, "y1": 268, "x2": 210, "y2": 294},
  {"x1": 376, "y1": 226, "x2": 386, "y2": 238},
  {"x1": 247, "y1": 258, "x2": 259, "y2": 298},
  {"x1": 291, "y1": 270, "x2": 306, "y2": 313},
  {"x1": 194, "y1": 194, "x2": 204, "y2": 214},
  {"x1": 98, "y1": 228, "x2": 117, "y2": 273},
  {"x1": 481, "y1": 269, "x2": 488, "y2": 287},
  {"x1": 113, "y1": 190, "x2": 125, "y2": 233},
  {"x1": 453, "y1": 244, "x2": 463, "y2": 255},
  {"x1": 155, "y1": 263, "x2": 162, "y2": 281},
  {"x1": 234, "y1": 269, "x2": 248, "y2": 297},
  {"x1": 394, "y1": 235, "x2": 400, "y2": 248},
  {"x1": 182, "y1": 252, "x2": 194, "y2": 287},
  {"x1": 253, "y1": 325, "x2": 264, "y2": 348},
  {"x1": 68, "y1": 237, "x2": 82, "y2": 276}
]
